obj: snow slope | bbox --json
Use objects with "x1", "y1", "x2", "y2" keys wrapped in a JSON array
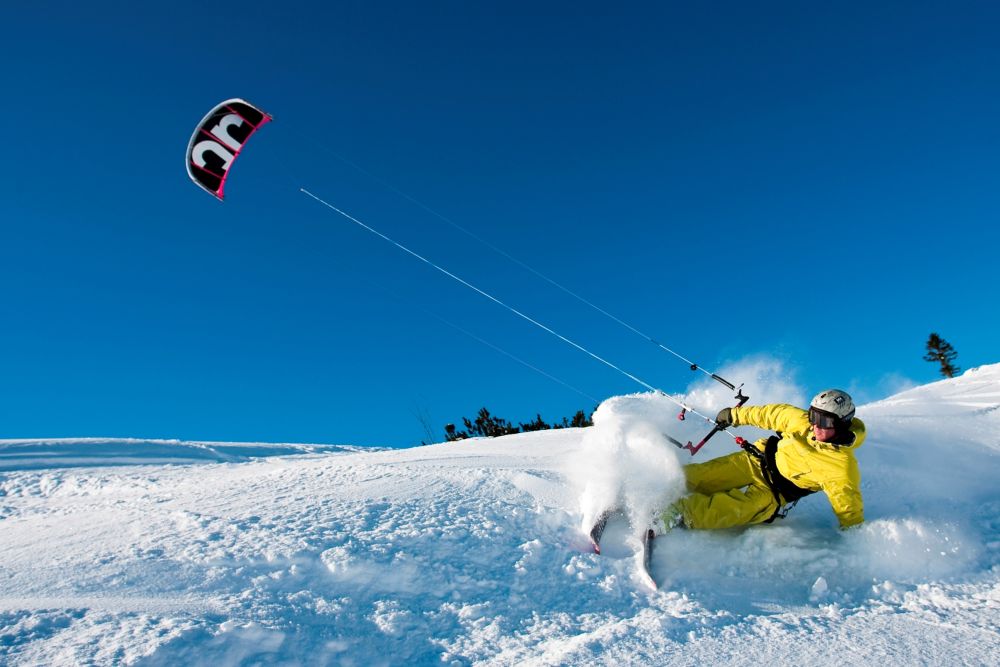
[{"x1": 1, "y1": 365, "x2": 998, "y2": 665}]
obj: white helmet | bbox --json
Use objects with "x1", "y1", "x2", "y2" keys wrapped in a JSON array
[{"x1": 809, "y1": 389, "x2": 855, "y2": 427}]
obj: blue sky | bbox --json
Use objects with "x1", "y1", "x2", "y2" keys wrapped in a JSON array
[{"x1": 2, "y1": 2, "x2": 997, "y2": 447}]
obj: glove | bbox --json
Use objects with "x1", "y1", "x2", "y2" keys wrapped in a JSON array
[{"x1": 715, "y1": 407, "x2": 734, "y2": 428}]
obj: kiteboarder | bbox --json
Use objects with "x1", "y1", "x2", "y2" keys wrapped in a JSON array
[{"x1": 662, "y1": 389, "x2": 866, "y2": 531}]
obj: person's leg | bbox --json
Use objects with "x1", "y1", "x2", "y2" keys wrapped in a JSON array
[
  {"x1": 683, "y1": 450, "x2": 758, "y2": 495},
  {"x1": 675, "y1": 482, "x2": 779, "y2": 529},
  {"x1": 663, "y1": 441, "x2": 779, "y2": 530}
]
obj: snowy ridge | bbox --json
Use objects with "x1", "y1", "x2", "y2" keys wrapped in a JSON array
[
  {"x1": 1, "y1": 366, "x2": 999, "y2": 665},
  {"x1": 0, "y1": 438, "x2": 374, "y2": 472}
]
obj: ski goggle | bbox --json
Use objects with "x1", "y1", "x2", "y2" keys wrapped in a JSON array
[{"x1": 808, "y1": 407, "x2": 840, "y2": 429}]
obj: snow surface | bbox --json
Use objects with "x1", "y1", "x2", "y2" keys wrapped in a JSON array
[{"x1": 1, "y1": 364, "x2": 998, "y2": 665}]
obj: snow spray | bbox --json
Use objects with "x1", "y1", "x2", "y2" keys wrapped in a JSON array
[{"x1": 571, "y1": 393, "x2": 690, "y2": 532}]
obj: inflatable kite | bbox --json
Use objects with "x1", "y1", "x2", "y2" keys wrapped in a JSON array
[{"x1": 186, "y1": 99, "x2": 271, "y2": 200}]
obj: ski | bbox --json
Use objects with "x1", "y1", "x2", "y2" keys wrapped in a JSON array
[
  {"x1": 587, "y1": 510, "x2": 658, "y2": 589},
  {"x1": 587, "y1": 508, "x2": 615, "y2": 553},
  {"x1": 639, "y1": 527, "x2": 657, "y2": 589}
]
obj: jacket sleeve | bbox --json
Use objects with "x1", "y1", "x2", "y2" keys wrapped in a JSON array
[
  {"x1": 731, "y1": 404, "x2": 810, "y2": 435},
  {"x1": 822, "y1": 457, "x2": 864, "y2": 529},
  {"x1": 848, "y1": 418, "x2": 867, "y2": 448}
]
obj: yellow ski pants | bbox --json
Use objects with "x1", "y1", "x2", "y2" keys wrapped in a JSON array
[{"x1": 672, "y1": 446, "x2": 780, "y2": 530}]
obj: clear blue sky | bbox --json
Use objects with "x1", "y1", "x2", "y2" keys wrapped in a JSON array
[{"x1": 2, "y1": 2, "x2": 997, "y2": 446}]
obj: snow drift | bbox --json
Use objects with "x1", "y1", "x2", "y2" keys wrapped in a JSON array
[{"x1": 1, "y1": 364, "x2": 998, "y2": 665}]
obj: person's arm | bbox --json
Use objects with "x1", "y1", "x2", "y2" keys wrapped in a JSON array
[
  {"x1": 729, "y1": 404, "x2": 810, "y2": 434},
  {"x1": 823, "y1": 457, "x2": 864, "y2": 529}
]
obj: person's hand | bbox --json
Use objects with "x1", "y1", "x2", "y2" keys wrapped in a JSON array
[{"x1": 715, "y1": 407, "x2": 733, "y2": 428}]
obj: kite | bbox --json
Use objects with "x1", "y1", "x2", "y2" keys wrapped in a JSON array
[{"x1": 186, "y1": 98, "x2": 271, "y2": 200}]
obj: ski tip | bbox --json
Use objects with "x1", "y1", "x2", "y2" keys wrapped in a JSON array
[{"x1": 637, "y1": 569, "x2": 658, "y2": 590}]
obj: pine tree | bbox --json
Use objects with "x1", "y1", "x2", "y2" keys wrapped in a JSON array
[
  {"x1": 463, "y1": 407, "x2": 520, "y2": 438},
  {"x1": 569, "y1": 410, "x2": 594, "y2": 428},
  {"x1": 519, "y1": 414, "x2": 552, "y2": 432},
  {"x1": 924, "y1": 333, "x2": 960, "y2": 378}
]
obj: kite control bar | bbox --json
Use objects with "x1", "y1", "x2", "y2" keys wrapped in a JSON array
[{"x1": 667, "y1": 384, "x2": 750, "y2": 456}]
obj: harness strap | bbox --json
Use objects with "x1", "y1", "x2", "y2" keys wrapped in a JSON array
[{"x1": 741, "y1": 434, "x2": 816, "y2": 523}]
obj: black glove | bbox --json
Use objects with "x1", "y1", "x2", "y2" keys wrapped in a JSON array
[{"x1": 715, "y1": 407, "x2": 734, "y2": 428}]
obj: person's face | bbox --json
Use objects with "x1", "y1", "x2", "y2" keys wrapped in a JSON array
[{"x1": 813, "y1": 425, "x2": 837, "y2": 442}]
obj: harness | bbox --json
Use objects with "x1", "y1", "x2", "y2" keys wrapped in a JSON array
[{"x1": 741, "y1": 433, "x2": 816, "y2": 523}]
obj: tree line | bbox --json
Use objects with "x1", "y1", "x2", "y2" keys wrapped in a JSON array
[{"x1": 443, "y1": 407, "x2": 594, "y2": 441}]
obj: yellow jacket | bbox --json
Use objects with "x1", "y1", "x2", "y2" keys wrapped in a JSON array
[{"x1": 731, "y1": 404, "x2": 866, "y2": 528}]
